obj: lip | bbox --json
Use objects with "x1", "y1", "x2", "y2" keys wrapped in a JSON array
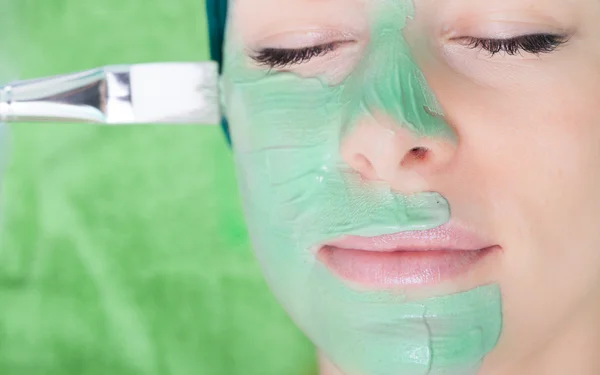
[{"x1": 315, "y1": 222, "x2": 499, "y2": 289}]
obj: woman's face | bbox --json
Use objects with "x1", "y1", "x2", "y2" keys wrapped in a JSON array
[{"x1": 221, "y1": 0, "x2": 600, "y2": 374}]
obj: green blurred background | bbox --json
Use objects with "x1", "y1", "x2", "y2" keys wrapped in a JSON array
[{"x1": 0, "y1": 0, "x2": 316, "y2": 374}]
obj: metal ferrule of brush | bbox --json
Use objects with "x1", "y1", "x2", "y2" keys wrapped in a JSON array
[{"x1": 0, "y1": 62, "x2": 221, "y2": 125}]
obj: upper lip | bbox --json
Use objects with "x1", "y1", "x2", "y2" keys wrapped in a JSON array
[{"x1": 318, "y1": 222, "x2": 495, "y2": 253}]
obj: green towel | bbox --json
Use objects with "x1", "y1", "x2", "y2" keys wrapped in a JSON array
[{"x1": 0, "y1": 1, "x2": 316, "y2": 374}]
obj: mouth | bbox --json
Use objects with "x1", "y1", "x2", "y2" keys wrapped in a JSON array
[{"x1": 315, "y1": 222, "x2": 500, "y2": 289}]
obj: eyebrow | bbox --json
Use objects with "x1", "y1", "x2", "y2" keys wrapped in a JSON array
[{"x1": 230, "y1": 0, "x2": 368, "y2": 46}]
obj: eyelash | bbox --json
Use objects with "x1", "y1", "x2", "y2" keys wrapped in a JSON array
[
  {"x1": 251, "y1": 33, "x2": 567, "y2": 68},
  {"x1": 252, "y1": 42, "x2": 339, "y2": 68},
  {"x1": 461, "y1": 33, "x2": 568, "y2": 56}
]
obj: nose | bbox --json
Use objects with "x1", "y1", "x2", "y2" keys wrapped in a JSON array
[{"x1": 340, "y1": 116, "x2": 456, "y2": 193}]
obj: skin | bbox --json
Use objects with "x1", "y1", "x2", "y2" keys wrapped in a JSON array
[{"x1": 221, "y1": 0, "x2": 600, "y2": 374}]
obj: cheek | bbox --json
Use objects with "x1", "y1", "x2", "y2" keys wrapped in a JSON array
[
  {"x1": 442, "y1": 64, "x2": 600, "y2": 264},
  {"x1": 431, "y1": 57, "x2": 600, "y2": 218},
  {"x1": 435, "y1": 64, "x2": 600, "y2": 363}
]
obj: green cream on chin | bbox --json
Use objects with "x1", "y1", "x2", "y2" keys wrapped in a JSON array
[{"x1": 221, "y1": 1, "x2": 502, "y2": 374}]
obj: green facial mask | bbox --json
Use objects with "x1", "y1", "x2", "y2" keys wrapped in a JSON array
[{"x1": 221, "y1": 1, "x2": 502, "y2": 374}]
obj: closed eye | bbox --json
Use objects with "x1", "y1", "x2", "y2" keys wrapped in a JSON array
[
  {"x1": 457, "y1": 33, "x2": 569, "y2": 56},
  {"x1": 251, "y1": 42, "x2": 342, "y2": 68}
]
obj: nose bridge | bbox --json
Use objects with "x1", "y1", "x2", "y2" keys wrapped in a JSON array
[{"x1": 340, "y1": 22, "x2": 454, "y2": 141}]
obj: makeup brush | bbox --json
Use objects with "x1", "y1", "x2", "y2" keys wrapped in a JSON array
[{"x1": 0, "y1": 62, "x2": 220, "y2": 125}]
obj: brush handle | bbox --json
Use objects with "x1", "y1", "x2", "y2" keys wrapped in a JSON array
[{"x1": 0, "y1": 66, "x2": 132, "y2": 124}]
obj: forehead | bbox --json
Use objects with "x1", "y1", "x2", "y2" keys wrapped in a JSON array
[{"x1": 228, "y1": 0, "x2": 580, "y2": 40}]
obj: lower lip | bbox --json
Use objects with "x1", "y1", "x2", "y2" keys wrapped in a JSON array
[{"x1": 317, "y1": 246, "x2": 497, "y2": 288}]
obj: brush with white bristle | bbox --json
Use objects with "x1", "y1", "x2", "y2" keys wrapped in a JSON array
[{"x1": 0, "y1": 62, "x2": 221, "y2": 125}]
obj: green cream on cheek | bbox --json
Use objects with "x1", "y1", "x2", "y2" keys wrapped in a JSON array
[{"x1": 222, "y1": 1, "x2": 502, "y2": 374}]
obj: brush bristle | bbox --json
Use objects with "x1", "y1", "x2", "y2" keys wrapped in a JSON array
[{"x1": 127, "y1": 62, "x2": 220, "y2": 125}]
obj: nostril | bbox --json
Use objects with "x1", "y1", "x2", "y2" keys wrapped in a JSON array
[
  {"x1": 410, "y1": 147, "x2": 428, "y2": 160},
  {"x1": 401, "y1": 147, "x2": 430, "y2": 168}
]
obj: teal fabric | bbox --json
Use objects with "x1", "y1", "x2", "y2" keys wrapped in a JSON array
[
  {"x1": 206, "y1": 0, "x2": 228, "y2": 70},
  {"x1": 206, "y1": 0, "x2": 231, "y2": 143},
  {"x1": 0, "y1": 0, "x2": 316, "y2": 374}
]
